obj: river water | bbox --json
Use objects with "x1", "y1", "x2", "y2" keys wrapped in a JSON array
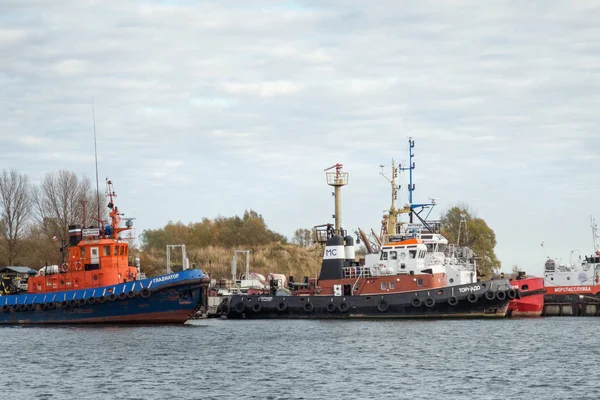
[{"x1": 3, "y1": 317, "x2": 599, "y2": 400}]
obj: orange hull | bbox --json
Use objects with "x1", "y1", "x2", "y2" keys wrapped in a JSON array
[{"x1": 508, "y1": 277, "x2": 545, "y2": 317}]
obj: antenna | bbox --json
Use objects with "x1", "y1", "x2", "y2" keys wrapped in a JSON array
[
  {"x1": 92, "y1": 97, "x2": 100, "y2": 225},
  {"x1": 591, "y1": 216, "x2": 599, "y2": 254}
]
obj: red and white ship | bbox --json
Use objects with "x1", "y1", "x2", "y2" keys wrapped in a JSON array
[{"x1": 542, "y1": 217, "x2": 600, "y2": 316}]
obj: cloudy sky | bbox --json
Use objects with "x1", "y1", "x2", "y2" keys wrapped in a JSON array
[{"x1": 1, "y1": 0, "x2": 599, "y2": 275}]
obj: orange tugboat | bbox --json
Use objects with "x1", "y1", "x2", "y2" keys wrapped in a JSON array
[
  {"x1": 506, "y1": 272, "x2": 545, "y2": 317},
  {"x1": 0, "y1": 179, "x2": 209, "y2": 324}
]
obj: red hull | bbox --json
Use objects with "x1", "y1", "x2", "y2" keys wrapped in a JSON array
[{"x1": 507, "y1": 277, "x2": 545, "y2": 317}]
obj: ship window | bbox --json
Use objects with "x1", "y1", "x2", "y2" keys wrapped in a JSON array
[
  {"x1": 380, "y1": 252, "x2": 388, "y2": 261},
  {"x1": 81, "y1": 247, "x2": 86, "y2": 259},
  {"x1": 114, "y1": 246, "x2": 119, "y2": 255},
  {"x1": 522, "y1": 285, "x2": 529, "y2": 291},
  {"x1": 401, "y1": 263, "x2": 406, "y2": 269},
  {"x1": 390, "y1": 251, "x2": 397, "y2": 260},
  {"x1": 409, "y1": 250, "x2": 417, "y2": 259},
  {"x1": 389, "y1": 282, "x2": 395, "y2": 289},
  {"x1": 103, "y1": 246, "x2": 110, "y2": 256},
  {"x1": 120, "y1": 246, "x2": 125, "y2": 255},
  {"x1": 381, "y1": 282, "x2": 387, "y2": 290},
  {"x1": 417, "y1": 278, "x2": 423, "y2": 286}
]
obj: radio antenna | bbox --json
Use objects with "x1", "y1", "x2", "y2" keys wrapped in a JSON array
[{"x1": 92, "y1": 97, "x2": 100, "y2": 224}]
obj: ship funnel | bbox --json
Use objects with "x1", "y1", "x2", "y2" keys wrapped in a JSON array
[
  {"x1": 318, "y1": 235, "x2": 345, "y2": 280},
  {"x1": 344, "y1": 235, "x2": 355, "y2": 261},
  {"x1": 68, "y1": 225, "x2": 82, "y2": 246}
]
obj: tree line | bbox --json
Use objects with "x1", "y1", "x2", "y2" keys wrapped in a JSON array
[
  {"x1": 0, "y1": 168, "x2": 104, "y2": 267},
  {"x1": 0, "y1": 167, "x2": 502, "y2": 278}
]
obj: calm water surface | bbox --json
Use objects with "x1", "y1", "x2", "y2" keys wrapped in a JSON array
[{"x1": 2, "y1": 318, "x2": 600, "y2": 400}]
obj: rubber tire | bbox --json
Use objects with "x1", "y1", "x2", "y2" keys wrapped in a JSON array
[
  {"x1": 77, "y1": 299, "x2": 86, "y2": 307},
  {"x1": 98, "y1": 296, "x2": 106, "y2": 304},
  {"x1": 507, "y1": 288, "x2": 517, "y2": 300},
  {"x1": 47, "y1": 302, "x2": 56, "y2": 309},
  {"x1": 496, "y1": 291, "x2": 507, "y2": 301},
  {"x1": 61, "y1": 301, "x2": 69, "y2": 308},
  {"x1": 140, "y1": 288, "x2": 151, "y2": 298},
  {"x1": 412, "y1": 298, "x2": 422, "y2": 307},
  {"x1": 234, "y1": 301, "x2": 246, "y2": 314},
  {"x1": 277, "y1": 302, "x2": 288, "y2": 312},
  {"x1": 338, "y1": 302, "x2": 350, "y2": 313},
  {"x1": 127, "y1": 291, "x2": 136, "y2": 299},
  {"x1": 485, "y1": 291, "x2": 496, "y2": 301},
  {"x1": 467, "y1": 293, "x2": 478, "y2": 303},
  {"x1": 2, "y1": 305, "x2": 9, "y2": 312},
  {"x1": 119, "y1": 292, "x2": 127, "y2": 300},
  {"x1": 108, "y1": 294, "x2": 117, "y2": 301},
  {"x1": 303, "y1": 302, "x2": 314, "y2": 313},
  {"x1": 425, "y1": 298, "x2": 435, "y2": 308},
  {"x1": 27, "y1": 303, "x2": 36, "y2": 311},
  {"x1": 326, "y1": 302, "x2": 336, "y2": 313},
  {"x1": 377, "y1": 301, "x2": 389, "y2": 313},
  {"x1": 448, "y1": 296, "x2": 458, "y2": 306},
  {"x1": 40, "y1": 303, "x2": 48, "y2": 310},
  {"x1": 251, "y1": 302, "x2": 262, "y2": 312},
  {"x1": 86, "y1": 297, "x2": 96, "y2": 305}
]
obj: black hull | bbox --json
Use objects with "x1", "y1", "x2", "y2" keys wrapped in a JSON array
[{"x1": 221, "y1": 279, "x2": 516, "y2": 319}]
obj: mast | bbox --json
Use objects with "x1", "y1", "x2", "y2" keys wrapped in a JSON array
[
  {"x1": 380, "y1": 159, "x2": 400, "y2": 235},
  {"x1": 399, "y1": 138, "x2": 416, "y2": 223},
  {"x1": 92, "y1": 97, "x2": 101, "y2": 224},
  {"x1": 325, "y1": 163, "x2": 348, "y2": 235},
  {"x1": 591, "y1": 216, "x2": 599, "y2": 254}
]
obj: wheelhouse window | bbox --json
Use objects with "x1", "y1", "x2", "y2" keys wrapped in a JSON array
[
  {"x1": 120, "y1": 246, "x2": 125, "y2": 255},
  {"x1": 389, "y1": 282, "x2": 395, "y2": 289},
  {"x1": 380, "y1": 252, "x2": 388, "y2": 261},
  {"x1": 381, "y1": 282, "x2": 387, "y2": 290},
  {"x1": 114, "y1": 246, "x2": 119, "y2": 255},
  {"x1": 390, "y1": 251, "x2": 397, "y2": 260},
  {"x1": 80, "y1": 247, "x2": 86, "y2": 259},
  {"x1": 417, "y1": 278, "x2": 423, "y2": 286},
  {"x1": 103, "y1": 245, "x2": 110, "y2": 256},
  {"x1": 409, "y1": 250, "x2": 417, "y2": 259}
]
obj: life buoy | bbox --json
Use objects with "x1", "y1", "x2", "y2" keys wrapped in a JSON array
[
  {"x1": 496, "y1": 291, "x2": 507, "y2": 301},
  {"x1": 448, "y1": 296, "x2": 458, "y2": 306},
  {"x1": 127, "y1": 291, "x2": 136, "y2": 299},
  {"x1": 377, "y1": 300, "x2": 389, "y2": 313},
  {"x1": 74, "y1": 261, "x2": 82, "y2": 271},
  {"x1": 108, "y1": 293, "x2": 117, "y2": 302},
  {"x1": 140, "y1": 288, "x2": 151, "y2": 298},
  {"x1": 61, "y1": 263, "x2": 68, "y2": 273},
  {"x1": 467, "y1": 293, "x2": 478, "y2": 303},
  {"x1": 425, "y1": 298, "x2": 435, "y2": 308},
  {"x1": 251, "y1": 302, "x2": 262, "y2": 312},
  {"x1": 338, "y1": 302, "x2": 350, "y2": 313},
  {"x1": 234, "y1": 301, "x2": 246, "y2": 314},
  {"x1": 277, "y1": 302, "x2": 288, "y2": 312},
  {"x1": 97, "y1": 296, "x2": 106, "y2": 303},
  {"x1": 303, "y1": 302, "x2": 314, "y2": 313},
  {"x1": 412, "y1": 298, "x2": 422, "y2": 307},
  {"x1": 507, "y1": 289, "x2": 517, "y2": 300},
  {"x1": 326, "y1": 302, "x2": 336, "y2": 313},
  {"x1": 119, "y1": 292, "x2": 127, "y2": 300},
  {"x1": 485, "y1": 291, "x2": 496, "y2": 301}
]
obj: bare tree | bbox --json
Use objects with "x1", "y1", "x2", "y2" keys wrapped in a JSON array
[
  {"x1": 33, "y1": 170, "x2": 103, "y2": 245},
  {"x1": 0, "y1": 169, "x2": 32, "y2": 265}
]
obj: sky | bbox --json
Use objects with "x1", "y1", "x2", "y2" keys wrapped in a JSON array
[{"x1": 1, "y1": 0, "x2": 599, "y2": 276}]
